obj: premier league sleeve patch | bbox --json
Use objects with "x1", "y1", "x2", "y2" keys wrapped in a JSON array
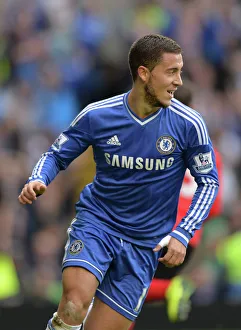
[
  {"x1": 193, "y1": 152, "x2": 213, "y2": 174},
  {"x1": 52, "y1": 133, "x2": 69, "y2": 152}
]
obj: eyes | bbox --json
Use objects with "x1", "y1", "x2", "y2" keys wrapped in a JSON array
[{"x1": 168, "y1": 69, "x2": 183, "y2": 75}]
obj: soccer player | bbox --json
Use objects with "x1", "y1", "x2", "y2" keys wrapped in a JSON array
[
  {"x1": 18, "y1": 34, "x2": 219, "y2": 330},
  {"x1": 128, "y1": 84, "x2": 223, "y2": 329}
]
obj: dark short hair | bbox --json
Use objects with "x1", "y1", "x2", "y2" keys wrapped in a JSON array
[{"x1": 128, "y1": 34, "x2": 182, "y2": 81}]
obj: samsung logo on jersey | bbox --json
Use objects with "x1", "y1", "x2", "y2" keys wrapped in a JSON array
[{"x1": 104, "y1": 153, "x2": 174, "y2": 170}]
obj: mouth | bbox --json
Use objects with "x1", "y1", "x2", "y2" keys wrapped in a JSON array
[{"x1": 167, "y1": 90, "x2": 175, "y2": 98}]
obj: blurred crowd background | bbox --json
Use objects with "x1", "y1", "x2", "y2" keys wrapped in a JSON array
[{"x1": 1, "y1": 0, "x2": 241, "y2": 311}]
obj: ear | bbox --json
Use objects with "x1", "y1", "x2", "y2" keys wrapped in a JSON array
[{"x1": 137, "y1": 66, "x2": 150, "y2": 83}]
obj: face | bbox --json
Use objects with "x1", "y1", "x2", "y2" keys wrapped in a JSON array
[{"x1": 140, "y1": 53, "x2": 183, "y2": 108}]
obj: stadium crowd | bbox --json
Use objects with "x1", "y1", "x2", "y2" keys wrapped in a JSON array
[{"x1": 1, "y1": 0, "x2": 241, "y2": 308}]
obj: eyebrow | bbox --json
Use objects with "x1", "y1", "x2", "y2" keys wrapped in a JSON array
[{"x1": 166, "y1": 68, "x2": 180, "y2": 72}]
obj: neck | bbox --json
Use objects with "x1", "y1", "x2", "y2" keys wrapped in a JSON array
[{"x1": 128, "y1": 87, "x2": 160, "y2": 119}]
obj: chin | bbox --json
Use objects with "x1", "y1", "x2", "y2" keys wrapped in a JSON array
[{"x1": 159, "y1": 99, "x2": 171, "y2": 108}]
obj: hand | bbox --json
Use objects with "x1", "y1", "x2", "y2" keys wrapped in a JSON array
[
  {"x1": 18, "y1": 181, "x2": 47, "y2": 205},
  {"x1": 153, "y1": 236, "x2": 186, "y2": 268}
]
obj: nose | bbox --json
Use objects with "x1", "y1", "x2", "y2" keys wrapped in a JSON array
[{"x1": 173, "y1": 73, "x2": 183, "y2": 87}]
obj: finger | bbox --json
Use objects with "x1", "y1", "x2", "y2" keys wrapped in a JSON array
[
  {"x1": 165, "y1": 254, "x2": 179, "y2": 267},
  {"x1": 158, "y1": 246, "x2": 174, "y2": 261},
  {"x1": 19, "y1": 194, "x2": 33, "y2": 204},
  {"x1": 158, "y1": 253, "x2": 173, "y2": 264},
  {"x1": 34, "y1": 183, "x2": 46, "y2": 194},
  {"x1": 160, "y1": 255, "x2": 178, "y2": 268},
  {"x1": 153, "y1": 235, "x2": 171, "y2": 251},
  {"x1": 160, "y1": 235, "x2": 171, "y2": 247},
  {"x1": 159, "y1": 258, "x2": 175, "y2": 268},
  {"x1": 165, "y1": 252, "x2": 186, "y2": 267},
  {"x1": 23, "y1": 189, "x2": 35, "y2": 200},
  {"x1": 39, "y1": 185, "x2": 46, "y2": 193},
  {"x1": 18, "y1": 195, "x2": 26, "y2": 204},
  {"x1": 26, "y1": 185, "x2": 37, "y2": 199},
  {"x1": 153, "y1": 244, "x2": 162, "y2": 252}
]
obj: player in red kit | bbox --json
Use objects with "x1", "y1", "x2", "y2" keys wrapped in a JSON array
[{"x1": 129, "y1": 84, "x2": 223, "y2": 330}]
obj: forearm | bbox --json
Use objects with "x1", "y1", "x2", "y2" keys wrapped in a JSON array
[
  {"x1": 172, "y1": 179, "x2": 219, "y2": 247},
  {"x1": 28, "y1": 151, "x2": 63, "y2": 186}
]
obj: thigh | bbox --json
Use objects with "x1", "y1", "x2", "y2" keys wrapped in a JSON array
[
  {"x1": 96, "y1": 240, "x2": 159, "y2": 322},
  {"x1": 62, "y1": 218, "x2": 114, "y2": 284},
  {"x1": 85, "y1": 297, "x2": 132, "y2": 330}
]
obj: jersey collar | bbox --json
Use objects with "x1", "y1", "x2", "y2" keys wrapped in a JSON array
[{"x1": 123, "y1": 91, "x2": 162, "y2": 126}]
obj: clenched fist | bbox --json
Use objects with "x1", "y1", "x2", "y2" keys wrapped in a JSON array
[{"x1": 18, "y1": 181, "x2": 47, "y2": 205}]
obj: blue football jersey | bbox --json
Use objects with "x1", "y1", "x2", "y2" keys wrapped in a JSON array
[{"x1": 29, "y1": 92, "x2": 219, "y2": 248}]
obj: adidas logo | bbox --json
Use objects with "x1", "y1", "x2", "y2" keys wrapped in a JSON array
[{"x1": 107, "y1": 135, "x2": 121, "y2": 146}]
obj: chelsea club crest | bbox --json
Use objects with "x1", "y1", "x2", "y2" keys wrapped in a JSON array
[{"x1": 156, "y1": 135, "x2": 176, "y2": 155}]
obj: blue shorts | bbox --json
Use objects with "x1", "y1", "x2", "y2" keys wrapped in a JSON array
[{"x1": 62, "y1": 218, "x2": 161, "y2": 321}]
